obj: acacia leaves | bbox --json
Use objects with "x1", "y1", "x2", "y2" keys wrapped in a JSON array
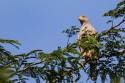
[
  {"x1": 62, "y1": 26, "x2": 79, "y2": 38},
  {"x1": 0, "y1": 38, "x2": 21, "y2": 49},
  {"x1": 103, "y1": 0, "x2": 125, "y2": 18}
]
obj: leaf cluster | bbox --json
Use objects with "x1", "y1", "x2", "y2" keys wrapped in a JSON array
[{"x1": 103, "y1": 0, "x2": 125, "y2": 18}]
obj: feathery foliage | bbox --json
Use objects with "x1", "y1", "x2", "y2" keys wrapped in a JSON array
[{"x1": 0, "y1": 1, "x2": 125, "y2": 83}]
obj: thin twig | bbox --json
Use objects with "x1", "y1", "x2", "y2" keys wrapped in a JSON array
[
  {"x1": 113, "y1": 18, "x2": 125, "y2": 28},
  {"x1": 99, "y1": 18, "x2": 125, "y2": 37},
  {"x1": 109, "y1": 18, "x2": 125, "y2": 31},
  {"x1": 17, "y1": 59, "x2": 45, "y2": 73}
]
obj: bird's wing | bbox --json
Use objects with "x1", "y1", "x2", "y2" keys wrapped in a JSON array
[{"x1": 78, "y1": 25, "x2": 96, "y2": 39}]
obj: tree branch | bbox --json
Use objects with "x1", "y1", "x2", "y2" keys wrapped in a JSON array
[
  {"x1": 99, "y1": 18, "x2": 125, "y2": 37},
  {"x1": 113, "y1": 18, "x2": 125, "y2": 28},
  {"x1": 17, "y1": 59, "x2": 45, "y2": 73}
]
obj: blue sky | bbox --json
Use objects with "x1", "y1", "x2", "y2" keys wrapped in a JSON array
[{"x1": 0, "y1": 0, "x2": 120, "y2": 83}]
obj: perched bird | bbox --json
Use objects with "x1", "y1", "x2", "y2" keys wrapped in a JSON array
[{"x1": 78, "y1": 16, "x2": 98, "y2": 81}]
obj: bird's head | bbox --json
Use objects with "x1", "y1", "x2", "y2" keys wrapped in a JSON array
[{"x1": 78, "y1": 16, "x2": 89, "y2": 25}]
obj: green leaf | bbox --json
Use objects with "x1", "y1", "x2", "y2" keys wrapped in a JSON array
[{"x1": 0, "y1": 38, "x2": 21, "y2": 49}]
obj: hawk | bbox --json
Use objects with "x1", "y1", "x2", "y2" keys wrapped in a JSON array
[{"x1": 78, "y1": 16, "x2": 98, "y2": 81}]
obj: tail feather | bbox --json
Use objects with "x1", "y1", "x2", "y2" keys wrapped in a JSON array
[{"x1": 90, "y1": 61, "x2": 97, "y2": 81}]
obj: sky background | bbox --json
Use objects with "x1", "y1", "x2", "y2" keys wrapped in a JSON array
[{"x1": 0, "y1": 0, "x2": 121, "y2": 83}]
